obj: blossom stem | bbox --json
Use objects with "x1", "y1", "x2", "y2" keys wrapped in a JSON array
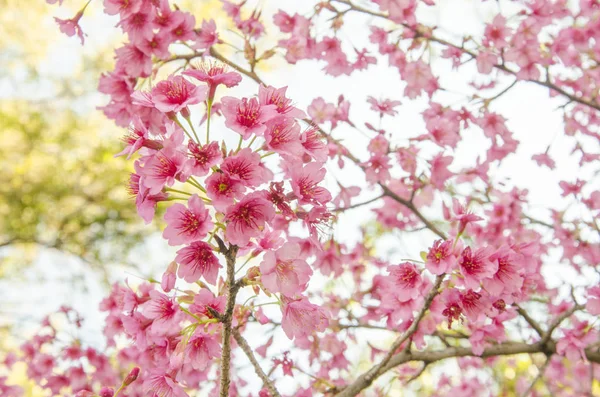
[
  {"x1": 206, "y1": 99, "x2": 213, "y2": 144},
  {"x1": 187, "y1": 177, "x2": 206, "y2": 193},
  {"x1": 235, "y1": 255, "x2": 255, "y2": 275},
  {"x1": 246, "y1": 135, "x2": 257, "y2": 149},
  {"x1": 164, "y1": 187, "x2": 192, "y2": 196},
  {"x1": 185, "y1": 116, "x2": 200, "y2": 142},
  {"x1": 236, "y1": 135, "x2": 243, "y2": 152},
  {"x1": 260, "y1": 151, "x2": 275, "y2": 159}
]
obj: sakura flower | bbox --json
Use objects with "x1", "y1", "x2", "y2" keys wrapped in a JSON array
[
  {"x1": 300, "y1": 127, "x2": 328, "y2": 162},
  {"x1": 118, "y1": 7, "x2": 156, "y2": 44},
  {"x1": 103, "y1": 0, "x2": 142, "y2": 18},
  {"x1": 115, "y1": 44, "x2": 152, "y2": 78},
  {"x1": 54, "y1": 9, "x2": 86, "y2": 45},
  {"x1": 586, "y1": 286, "x2": 600, "y2": 315},
  {"x1": 260, "y1": 242, "x2": 313, "y2": 297},
  {"x1": 168, "y1": 11, "x2": 196, "y2": 42},
  {"x1": 186, "y1": 140, "x2": 222, "y2": 177},
  {"x1": 161, "y1": 261, "x2": 177, "y2": 293},
  {"x1": 143, "y1": 370, "x2": 188, "y2": 397},
  {"x1": 184, "y1": 62, "x2": 242, "y2": 101},
  {"x1": 280, "y1": 295, "x2": 329, "y2": 340},
  {"x1": 263, "y1": 117, "x2": 304, "y2": 156},
  {"x1": 459, "y1": 289, "x2": 487, "y2": 323},
  {"x1": 205, "y1": 172, "x2": 245, "y2": 212},
  {"x1": 221, "y1": 96, "x2": 277, "y2": 139},
  {"x1": 450, "y1": 198, "x2": 483, "y2": 235},
  {"x1": 128, "y1": 167, "x2": 168, "y2": 224},
  {"x1": 430, "y1": 154, "x2": 453, "y2": 189},
  {"x1": 221, "y1": 148, "x2": 273, "y2": 187},
  {"x1": 175, "y1": 241, "x2": 220, "y2": 284},
  {"x1": 225, "y1": 192, "x2": 275, "y2": 246},
  {"x1": 482, "y1": 248, "x2": 524, "y2": 296},
  {"x1": 458, "y1": 246, "x2": 497, "y2": 289},
  {"x1": 425, "y1": 239, "x2": 455, "y2": 275},
  {"x1": 183, "y1": 331, "x2": 221, "y2": 371},
  {"x1": 307, "y1": 97, "x2": 335, "y2": 125},
  {"x1": 556, "y1": 320, "x2": 597, "y2": 362},
  {"x1": 266, "y1": 182, "x2": 296, "y2": 219},
  {"x1": 139, "y1": 148, "x2": 187, "y2": 194},
  {"x1": 115, "y1": 116, "x2": 162, "y2": 159},
  {"x1": 366, "y1": 96, "x2": 402, "y2": 117},
  {"x1": 258, "y1": 85, "x2": 307, "y2": 119},
  {"x1": 189, "y1": 289, "x2": 226, "y2": 319},
  {"x1": 143, "y1": 291, "x2": 181, "y2": 335},
  {"x1": 290, "y1": 162, "x2": 331, "y2": 205},
  {"x1": 163, "y1": 194, "x2": 213, "y2": 246},
  {"x1": 386, "y1": 262, "x2": 424, "y2": 302},
  {"x1": 151, "y1": 75, "x2": 208, "y2": 114},
  {"x1": 532, "y1": 152, "x2": 555, "y2": 169},
  {"x1": 194, "y1": 19, "x2": 221, "y2": 49}
]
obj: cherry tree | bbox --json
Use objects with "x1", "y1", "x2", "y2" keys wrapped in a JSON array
[{"x1": 4, "y1": 0, "x2": 600, "y2": 396}]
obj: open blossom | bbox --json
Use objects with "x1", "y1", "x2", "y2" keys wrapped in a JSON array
[
  {"x1": 281, "y1": 295, "x2": 329, "y2": 340},
  {"x1": 115, "y1": 116, "x2": 162, "y2": 159},
  {"x1": 150, "y1": 75, "x2": 208, "y2": 113},
  {"x1": 139, "y1": 148, "x2": 187, "y2": 195},
  {"x1": 163, "y1": 194, "x2": 213, "y2": 246},
  {"x1": 450, "y1": 198, "x2": 483, "y2": 235},
  {"x1": 556, "y1": 320, "x2": 597, "y2": 362},
  {"x1": 186, "y1": 140, "x2": 222, "y2": 177},
  {"x1": 258, "y1": 85, "x2": 306, "y2": 118},
  {"x1": 366, "y1": 96, "x2": 402, "y2": 117},
  {"x1": 194, "y1": 19, "x2": 221, "y2": 49},
  {"x1": 387, "y1": 262, "x2": 427, "y2": 302},
  {"x1": 143, "y1": 291, "x2": 181, "y2": 334},
  {"x1": 430, "y1": 154, "x2": 453, "y2": 189},
  {"x1": 175, "y1": 241, "x2": 220, "y2": 284},
  {"x1": 290, "y1": 162, "x2": 331, "y2": 205},
  {"x1": 115, "y1": 44, "x2": 152, "y2": 78},
  {"x1": 263, "y1": 117, "x2": 304, "y2": 156},
  {"x1": 143, "y1": 370, "x2": 187, "y2": 397},
  {"x1": 458, "y1": 247, "x2": 497, "y2": 289},
  {"x1": 260, "y1": 242, "x2": 313, "y2": 297},
  {"x1": 205, "y1": 172, "x2": 245, "y2": 212},
  {"x1": 189, "y1": 289, "x2": 225, "y2": 319},
  {"x1": 225, "y1": 192, "x2": 275, "y2": 246},
  {"x1": 221, "y1": 148, "x2": 273, "y2": 187},
  {"x1": 54, "y1": 9, "x2": 86, "y2": 44},
  {"x1": 300, "y1": 127, "x2": 328, "y2": 162},
  {"x1": 425, "y1": 239, "x2": 455, "y2": 275},
  {"x1": 221, "y1": 96, "x2": 277, "y2": 138},
  {"x1": 482, "y1": 248, "x2": 524, "y2": 296},
  {"x1": 183, "y1": 62, "x2": 241, "y2": 100},
  {"x1": 128, "y1": 168, "x2": 168, "y2": 224},
  {"x1": 183, "y1": 331, "x2": 222, "y2": 371}
]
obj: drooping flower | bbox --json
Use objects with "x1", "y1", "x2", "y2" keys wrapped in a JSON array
[
  {"x1": 163, "y1": 194, "x2": 214, "y2": 246},
  {"x1": 184, "y1": 61, "x2": 241, "y2": 101},
  {"x1": 138, "y1": 148, "x2": 187, "y2": 195},
  {"x1": 221, "y1": 96, "x2": 277, "y2": 139},
  {"x1": 115, "y1": 116, "x2": 162, "y2": 159},
  {"x1": 194, "y1": 19, "x2": 221, "y2": 49},
  {"x1": 387, "y1": 262, "x2": 423, "y2": 302},
  {"x1": 54, "y1": 9, "x2": 86, "y2": 44},
  {"x1": 175, "y1": 241, "x2": 220, "y2": 284},
  {"x1": 260, "y1": 242, "x2": 312, "y2": 297},
  {"x1": 450, "y1": 198, "x2": 483, "y2": 235},
  {"x1": 150, "y1": 75, "x2": 208, "y2": 114},
  {"x1": 280, "y1": 295, "x2": 329, "y2": 340},
  {"x1": 143, "y1": 291, "x2": 181, "y2": 335},
  {"x1": 224, "y1": 192, "x2": 275, "y2": 246}
]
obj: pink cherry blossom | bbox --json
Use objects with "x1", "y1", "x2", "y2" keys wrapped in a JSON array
[
  {"x1": 290, "y1": 162, "x2": 331, "y2": 205},
  {"x1": 175, "y1": 241, "x2": 220, "y2": 284},
  {"x1": 205, "y1": 172, "x2": 245, "y2": 212},
  {"x1": 281, "y1": 295, "x2": 328, "y2": 340},
  {"x1": 163, "y1": 194, "x2": 213, "y2": 246},
  {"x1": 221, "y1": 148, "x2": 273, "y2": 187},
  {"x1": 224, "y1": 192, "x2": 275, "y2": 246},
  {"x1": 186, "y1": 140, "x2": 222, "y2": 177},
  {"x1": 150, "y1": 75, "x2": 208, "y2": 114},
  {"x1": 221, "y1": 96, "x2": 278, "y2": 139},
  {"x1": 458, "y1": 246, "x2": 497, "y2": 289},
  {"x1": 260, "y1": 242, "x2": 313, "y2": 297}
]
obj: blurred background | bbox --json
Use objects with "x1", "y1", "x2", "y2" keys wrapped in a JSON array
[{"x1": 1, "y1": 0, "x2": 597, "y2": 394}]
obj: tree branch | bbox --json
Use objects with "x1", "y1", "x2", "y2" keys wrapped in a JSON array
[
  {"x1": 219, "y1": 243, "x2": 239, "y2": 397},
  {"x1": 233, "y1": 328, "x2": 282, "y2": 397}
]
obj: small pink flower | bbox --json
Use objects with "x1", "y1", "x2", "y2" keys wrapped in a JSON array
[
  {"x1": 115, "y1": 44, "x2": 152, "y2": 78},
  {"x1": 139, "y1": 148, "x2": 188, "y2": 195},
  {"x1": 115, "y1": 116, "x2": 162, "y2": 159},
  {"x1": 221, "y1": 96, "x2": 278, "y2": 139},
  {"x1": 430, "y1": 154, "x2": 453, "y2": 189},
  {"x1": 151, "y1": 75, "x2": 208, "y2": 114},
  {"x1": 143, "y1": 290, "x2": 181, "y2": 335},
  {"x1": 451, "y1": 198, "x2": 483, "y2": 235},
  {"x1": 290, "y1": 162, "x2": 331, "y2": 205},
  {"x1": 128, "y1": 166, "x2": 168, "y2": 224},
  {"x1": 281, "y1": 295, "x2": 329, "y2": 340},
  {"x1": 482, "y1": 248, "x2": 524, "y2": 296},
  {"x1": 143, "y1": 370, "x2": 188, "y2": 397},
  {"x1": 264, "y1": 117, "x2": 304, "y2": 156},
  {"x1": 183, "y1": 331, "x2": 222, "y2": 371},
  {"x1": 366, "y1": 96, "x2": 401, "y2": 117},
  {"x1": 186, "y1": 140, "x2": 222, "y2": 177},
  {"x1": 425, "y1": 239, "x2": 455, "y2": 275},
  {"x1": 205, "y1": 172, "x2": 245, "y2": 212},
  {"x1": 184, "y1": 62, "x2": 241, "y2": 100},
  {"x1": 225, "y1": 192, "x2": 275, "y2": 246},
  {"x1": 459, "y1": 289, "x2": 487, "y2": 323},
  {"x1": 54, "y1": 10, "x2": 86, "y2": 44},
  {"x1": 458, "y1": 246, "x2": 497, "y2": 289},
  {"x1": 300, "y1": 127, "x2": 328, "y2": 162},
  {"x1": 556, "y1": 320, "x2": 597, "y2": 362},
  {"x1": 260, "y1": 242, "x2": 312, "y2": 297},
  {"x1": 103, "y1": 0, "x2": 142, "y2": 18},
  {"x1": 190, "y1": 289, "x2": 225, "y2": 319},
  {"x1": 586, "y1": 286, "x2": 600, "y2": 315},
  {"x1": 258, "y1": 85, "x2": 307, "y2": 119},
  {"x1": 163, "y1": 194, "x2": 214, "y2": 246},
  {"x1": 387, "y1": 262, "x2": 423, "y2": 302},
  {"x1": 161, "y1": 261, "x2": 177, "y2": 293},
  {"x1": 194, "y1": 19, "x2": 221, "y2": 49},
  {"x1": 221, "y1": 148, "x2": 273, "y2": 187},
  {"x1": 175, "y1": 241, "x2": 220, "y2": 284}
]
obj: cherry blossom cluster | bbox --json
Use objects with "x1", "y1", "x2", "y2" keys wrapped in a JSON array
[{"x1": 4, "y1": 0, "x2": 598, "y2": 396}]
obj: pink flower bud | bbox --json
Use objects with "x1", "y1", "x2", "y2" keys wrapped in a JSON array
[
  {"x1": 124, "y1": 367, "x2": 141, "y2": 386},
  {"x1": 161, "y1": 261, "x2": 177, "y2": 292}
]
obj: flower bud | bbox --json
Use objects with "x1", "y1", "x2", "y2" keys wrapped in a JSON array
[
  {"x1": 99, "y1": 387, "x2": 114, "y2": 397},
  {"x1": 123, "y1": 367, "x2": 141, "y2": 386}
]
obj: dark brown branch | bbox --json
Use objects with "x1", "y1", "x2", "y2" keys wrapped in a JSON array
[
  {"x1": 233, "y1": 328, "x2": 282, "y2": 397},
  {"x1": 219, "y1": 244, "x2": 239, "y2": 397}
]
